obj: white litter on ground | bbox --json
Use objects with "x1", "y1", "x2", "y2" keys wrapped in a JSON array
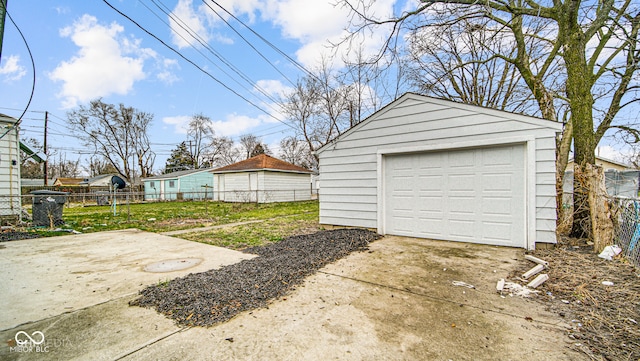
[
  {"x1": 502, "y1": 282, "x2": 539, "y2": 297},
  {"x1": 452, "y1": 281, "x2": 476, "y2": 289}
]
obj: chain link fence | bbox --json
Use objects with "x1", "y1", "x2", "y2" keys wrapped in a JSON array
[
  {"x1": 561, "y1": 166, "x2": 640, "y2": 267},
  {"x1": 609, "y1": 197, "x2": 640, "y2": 268},
  {"x1": 0, "y1": 188, "x2": 318, "y2": 226}
]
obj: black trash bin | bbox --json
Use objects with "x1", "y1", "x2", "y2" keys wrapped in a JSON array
[{"x1": 31, "y1": 190, "x2": 69, "y2": 227}]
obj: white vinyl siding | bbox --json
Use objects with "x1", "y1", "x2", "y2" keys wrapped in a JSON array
[
  {"x1": 214, "y1": 171, "x2": 311, "y2": 203},
  {"x1": 260, "y1": 172, "x2": 311, "y2": 202},
  {"x1": 0, "y1": 119, "x2": 21, "y2": 218},
  {"x1": 318, "y1": 94, "x2": 561, "y2": 247}
]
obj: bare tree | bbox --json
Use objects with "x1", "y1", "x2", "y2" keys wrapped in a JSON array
[
  {"x1": 49, "y1": 153, "x2": 81, "y2": 178},
  {"x1": 67, "y1": 99, "x2": 156, "y2": 182},
  {"x1": 278, "y1": 136, "x2": 315, "y2": 170},
  {"x1": 186, "y1": 114, "x2": 215, "y2": 168},
  {"x1": 209, "y1": 136, "x2": 240, "y2": 167},
  {"x1": 406, "y1": 18, "x2": 545, "y2": 114},
  {"x1": 281, "y1": 66, "x2": 353, "y2": 163},
  {"x1": 238, "y1": 134, "x2": 270, "y2": 159},
  {"x1": 339, "y1": 0, "x2": 640, "y2": 238},
  {"x1": 85, "y1": 156, "x2": 119, "y2": 177}
]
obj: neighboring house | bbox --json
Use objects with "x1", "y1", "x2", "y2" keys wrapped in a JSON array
[
  {"x1": 211, "y1": 154, "x2": 312, "y2": 203},
  {"x1": 21, "y1": 179, "x2": 55, "y2": 187},
  {"x1": 143, "y1": 168, "x2": 214, "y2": 201},
  {"x1": 316, "y1": 93, "x2": 562, "y2": 250},
  {"x1": 563, "y1": 157, "x2": 639, "y2": 199},
  {"x1": 566, "y1": 156, "x2": 634, "y2": 172},
  {"x1": 0, "y1": 114, "x2": 21, "y2": 222},
  {"x1": 53, "y1": 178, "x2": 85, "y2": 187},
  {"x1": 79, "y1": 174, "x2": 128, "y2": 189}
]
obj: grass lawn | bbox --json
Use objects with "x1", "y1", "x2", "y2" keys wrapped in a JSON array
[
  {"x1": 49, "y1": 200, "x2": 319, "y2": 235},
  {"x1": 179, "y1": 211, "x2": 321, "y2": 250}
]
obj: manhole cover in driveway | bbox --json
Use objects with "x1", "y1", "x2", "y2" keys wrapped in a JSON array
[{"x1": 144, "y1": 258, "x2": 203, "y2": 272}]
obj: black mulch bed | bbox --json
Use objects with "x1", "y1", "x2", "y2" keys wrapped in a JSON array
[
  {"x1": 0, "y1": 231, "x2": 41, "y2": 242},
  {"x1": 130, "y1": 228, "x2": 381, "y2": 327}
]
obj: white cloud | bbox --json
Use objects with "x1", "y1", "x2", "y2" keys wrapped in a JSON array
[
  {"x1": 255, "y1": 79, "x2": 291, "y2": 97},
  {"x1": 264, "y1": 0, "x2": 396, "y2": 69},
  {"x1": 162, "y1": 113, "x2": 265, "y2": 137},
  {"x1": 157, "y1": 59, "x2": 181, "y2": 85},
  {"x1": 170, "y1": 0, "x2": 211, "y2": 48},
  {"x1": 212, "y1": 113, "x2": 264, "y2": 136},
  {"x1": 176, "y1": 0, "x2": 395, "y2": 69},
  {"x1": 162, "y1": 115, "x2": 191, "y2": 134},
  {"x1": 49, "y1": 15, "x2": 148, "y2": 108},
  {"x1": 0, "y1": 55, "x2": 26, "y2": 82}
]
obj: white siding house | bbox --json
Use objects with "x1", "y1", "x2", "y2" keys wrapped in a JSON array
[
  {"x1": 212, "y1": 154, "x2": 312, "y2": 203},
  {"x1": 0, "y1": 114, "x2": 21, "y2": 222},
  {"x1": 316, "y1": 93, "x2": 562, "y2": 250}
]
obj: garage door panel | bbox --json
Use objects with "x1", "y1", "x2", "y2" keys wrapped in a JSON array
[
  {"x1": 418, "y1": 175, "x2": 444, "y2": 189},
  {"x1": 482, "y1": 174, "x2": 513, "y2": 191},
  {"x1": 449, "y1": 197, "x2": 474, "y2": 214},
  {"x1": 482, "y1": 148, "x2": 515, "y2": 166},
  {"x1": 482, "y1": 222, "x2": 514, "y2": 242},
  {"x1": 449, "y1": 151, "x2": 476, "y2": 168},
  {"x1": 448, "y1": 174, "x2": 475, "y2": 190},
  {"x1": 482, "y1": 197, "x2": 513, "y2": 215},
  {"x1": 418, "y1": 197, "x2": 443, "y2": 212},
  {"x1": 448, "y1": 219, "x2": 475, "y2": 238},
  {"x1": 385, "y1": 145, "x2": 526, "y2": 247}
]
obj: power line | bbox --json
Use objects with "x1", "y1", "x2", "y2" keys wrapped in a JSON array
[
  {"x1": 205, "y1": 0, "x2": 318, "y2": 82},
  {"x1": 200, "y1": 0, "x2": 297, "y2": 88},
  {"x1": 101, "y1": 0, "x2": 294, "y2": 131},
  {"x1": 140, "y1": 0, "x2": 280, "y2": 109},
  {"x1": 0, "y1": 7, "x2": 36, "y2": 140}
]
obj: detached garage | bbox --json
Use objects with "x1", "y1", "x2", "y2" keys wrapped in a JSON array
[
  {"x1": 211, "y1": 154, "x2": 313, "y2": 203},
  {"x1": 317, "y1": 93, "x2": 562, "y2": 249}
]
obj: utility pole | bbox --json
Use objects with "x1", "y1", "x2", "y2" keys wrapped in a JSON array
[
  {"x1": 43, "y1": 111, "x2": 49, "y2": 185},
  {"x1": 0, "y1": 0, "x2": 7, "y2": 62}
]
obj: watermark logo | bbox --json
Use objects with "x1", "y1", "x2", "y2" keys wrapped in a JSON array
[
  {"x1": 9, "y1": 331, "x2": 49, "y2": 353},
  {"x1": 15, "y1": 331, "x2": 45, "y2": 346}
]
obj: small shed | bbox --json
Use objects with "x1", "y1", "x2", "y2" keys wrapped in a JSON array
[
  {"x1": 316, "y1": 93, "x2": 562, "y2": 250},
  {"x1": 0, "y1": 114, "x2": 21, "y2": 222},
  {"x1": 143, "y1": 168, "x2": 214, "y2": 201},
  {"x1": 211, "y1": 154, "x2": 312, "y2": 203}
]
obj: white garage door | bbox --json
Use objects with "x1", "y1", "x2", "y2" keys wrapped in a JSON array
[{"x1": 384, "y1": 144, "x2": 526, "y2": 247}]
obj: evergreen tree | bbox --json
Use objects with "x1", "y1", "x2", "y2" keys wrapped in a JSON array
[{"x1": 164, "y1": 142, "x2": 193, "y2": 173}]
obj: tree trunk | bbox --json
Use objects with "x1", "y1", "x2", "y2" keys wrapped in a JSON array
[
  {"x1": 586, "y1": 164, "x2": 614, "y2": 253},
  {"x1": 563, "y1": 15, "x2": 596, "y2": 238},
  {"x1": 555, "y1": 117, "x2": 573, "y2": 227}
]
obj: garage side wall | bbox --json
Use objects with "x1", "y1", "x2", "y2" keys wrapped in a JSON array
[
  {"x1": 261, "y1": 172, "x2": 312, "y2": 203},
  {"x1": 318, "y1": 95, "x2": 558, "y2": 246}
]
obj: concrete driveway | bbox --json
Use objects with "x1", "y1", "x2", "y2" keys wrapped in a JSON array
[{"x1": 0, "y1": 231, "x2": 585, "y2": 360}]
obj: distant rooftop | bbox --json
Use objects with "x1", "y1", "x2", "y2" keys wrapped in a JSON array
[{"x1": 212, "y1": 154, "x2": 312, "y2": 174}]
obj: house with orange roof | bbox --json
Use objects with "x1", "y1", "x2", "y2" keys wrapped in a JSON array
[{"x1": 211, "y1": 154, "x2": 312, "y2": 203}]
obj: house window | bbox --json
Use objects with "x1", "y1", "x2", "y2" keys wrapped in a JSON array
[
  {"x1": 149, "y1": 181, "x2": 155, "y2": 188},
  {"x1": 169, "y1": 180, "x2": 175, "y2": 188}
]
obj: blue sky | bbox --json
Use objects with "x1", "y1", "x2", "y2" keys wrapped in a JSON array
[
  {"x1": 1, "y1": 0, "x2": 637, "y2": 174},
  {"x1": 0, "y1": 0, "x2": 396, "y2": 172}
]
